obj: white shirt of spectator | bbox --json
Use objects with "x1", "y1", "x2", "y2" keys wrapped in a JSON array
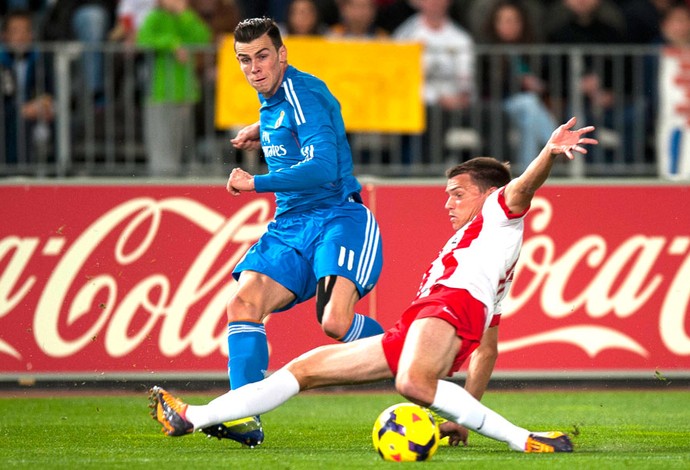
[
  {"x1": 117, "y1": 0, "x2": 158, "y2": 31},
  {"x1": 393, "y1": 13, "x2": 475, "y2": 105}
]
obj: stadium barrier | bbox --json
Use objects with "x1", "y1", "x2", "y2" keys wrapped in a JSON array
[{"x1": 3, "y1": 41, "x2": 687, "y2": 179}]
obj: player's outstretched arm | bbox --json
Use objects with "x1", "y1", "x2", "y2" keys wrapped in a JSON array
[{"x1": 503, "y1": 117, "x2": 598, "y2": 214}]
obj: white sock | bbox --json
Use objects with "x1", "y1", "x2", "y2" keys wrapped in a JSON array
[
  {"x1": 429, "y1": 379, "x2": 530, "y2": 452},
  {"x1": 185, "y1": 368, "x2": 300, "y2": 430}
]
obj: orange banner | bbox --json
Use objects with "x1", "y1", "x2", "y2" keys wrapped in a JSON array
[{"x1": 215, "y1": 36, "x2": 425, "y2": 133}]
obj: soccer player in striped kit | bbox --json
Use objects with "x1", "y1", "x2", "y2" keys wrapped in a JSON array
[
  {"x1": 208, "y1": 17, "x2": 384, "y2": 446},
  {"x1": 151, "y1": 117, "x2": 597, "y2": 453}
]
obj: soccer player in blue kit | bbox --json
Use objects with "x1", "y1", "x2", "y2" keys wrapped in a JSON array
[{"x1": 202, "y1": 17, "x2": 385, "y2": 446}]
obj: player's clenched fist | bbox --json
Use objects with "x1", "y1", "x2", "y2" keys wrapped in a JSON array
[{"x1": 226, "y1": 168, "x2": 255, "y2": 195}]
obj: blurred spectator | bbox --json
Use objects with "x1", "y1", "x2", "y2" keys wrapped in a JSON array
[
  {"x1": 376, "y1": 0, "x2": 415, "y2": 33},
  {"x1": 482, "y1": 0, "x2": 557, "y2": 173},
  {"x1": 621, "y1": 0, "x2": 675, "y2": 44},
  {"x1": 189, "y1": 0, "x2": 241, "y2": 171},
  {"x1": 392, "y1": 0, "x2": 476, "y2": 163},
  {"x1": 317, "y1": 0, "x2": 342, "y2": 25},
  {"x1": 466, "y1": 0, "x2": 546, "y2": 42},
  {"x1": 1, "y1": 9, "x2": 54, "y2": 167},
  {"x1": 547, "y1": 0, "x2": 640, "y2": 163},
  {"x1": 109, "y1": 0, "x2": 157, "y2": 44},
  {"x1": 545, "y1": 0, "x2": 626, "y2": 43},
  {"x1": 279, "y1": 0, "x2": 329, "y2": 36},
  {"x1": 191, "y1": 0, "x2": 241, "y2": 43},
  {"x1": 42, "y1": 0, "x2": 116, "y2": 106},
  {"x1": 652, "y1": 1, "x2": 690, "y2": 178},
  {"x1": 234, "y1": 0, "x2": 290, "y2": 22},
  {"x1": 656, "y1": 0, "x2": 690, "y2": 45},
  {"x1": 546, "y1": 0, "x2": 624, "y2": 113},
  {"x1": 107, "y1": 0, "x2": 158, "y2": 125},
  {"x1": 328, "y1": 0, "x2": 388, "y2": 38},
  {"x1": 1, "y1": 1, "x2": 49, "y2": 29},
  {"x1": 136, "y1": 0, "x2": 212, "y2": 177},
  {"x1": 548, "y1": 0, "x2": 626, "y2": 108},
  {"x1": 646, "y1": 1, "x2": 690, "y2": 125}
]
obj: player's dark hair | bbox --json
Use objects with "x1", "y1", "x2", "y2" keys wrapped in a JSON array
[
  {"x1": 446, "y1": 157, "x2": 512, "y2": 191},
  {"x1": 234, "y1": 17, "x2": 283, "y2": 50}
]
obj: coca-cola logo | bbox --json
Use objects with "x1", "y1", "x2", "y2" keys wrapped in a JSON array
[
  {"x1": 0, "y1": 196, "x2": 271, "y2": 365},
  {"x1": 502, "y1": 196, "x2": 690, "y2": 358}
]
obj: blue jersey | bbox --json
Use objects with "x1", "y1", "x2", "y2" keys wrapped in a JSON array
[{"x1": 253, "y1": 65, "x2": 362, "y2": 217}]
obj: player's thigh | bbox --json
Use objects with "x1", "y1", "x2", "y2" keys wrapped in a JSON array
[
  {"x1": 234, "y1": 227, "x2": 316, "y2": 310},
  {"x1": 287, "y1": 335, "x2": 392, "y2": 389},
  {"x1": 397, "y1": 317, "x2": 461, "y2": 382},
  {"x1": 232, "y1": 270, "x2": 297, "y2": 319},
  {"x1": 314, "y1": 202, "x2": 383, "y2": 296}
]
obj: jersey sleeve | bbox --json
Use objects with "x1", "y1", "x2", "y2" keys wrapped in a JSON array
[
  {"x1": 489, "y1": 313, "x2": 501, "y2": 327},
  {"x1": 254, "y1": 80, "x2": 339, "y2": 192},
  {"x1": 495, "y1": 187, "x2": 529, "y2": 221}
]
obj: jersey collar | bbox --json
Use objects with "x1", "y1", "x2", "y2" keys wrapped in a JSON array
[{"x1": 260, "y1": 65, "x2": 296, "y2": 106}]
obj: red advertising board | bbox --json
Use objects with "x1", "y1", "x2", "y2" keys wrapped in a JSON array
[{"x1": 1, "y1": 182, "x2": 689, "y2": 380}]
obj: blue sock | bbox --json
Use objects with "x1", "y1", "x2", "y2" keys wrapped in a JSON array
[
  {"x1": 227, "y1": 321, "x2": 268, "y2": 389},
  {"x1": 339, "y1": 313, "x2": 384, "y2": 343}
]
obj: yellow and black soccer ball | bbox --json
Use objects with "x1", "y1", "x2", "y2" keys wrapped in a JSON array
[{"x1": 372, "y1": 403, "x2": 440, "y2": 462}]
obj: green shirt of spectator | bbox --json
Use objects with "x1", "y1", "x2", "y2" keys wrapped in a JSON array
[{"x1": 136, "y1": 0, "x2": 211, "y2": 103}]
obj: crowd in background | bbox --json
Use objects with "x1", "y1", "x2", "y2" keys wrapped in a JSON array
[{"x1": 2, "y1": 0, "x2": 690, "y2": 176}]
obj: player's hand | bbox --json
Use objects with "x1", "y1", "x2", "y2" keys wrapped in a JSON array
[
  {"x1": 547, "y1": 117, "x2": 598, "y2": 159},
  {"x1": 226, "y1": 167, "x2": 255, "y2": 195},
  {"x1": 230, "y1": 122, "x2": 261, "y2": 151},
  {"x1": 438, "y1": 421, "x2": 469, "y2": 447}
]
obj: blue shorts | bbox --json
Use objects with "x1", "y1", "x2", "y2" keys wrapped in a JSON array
[{"x1": 233, "y1": 199, "x2": 383, "y2": 312}]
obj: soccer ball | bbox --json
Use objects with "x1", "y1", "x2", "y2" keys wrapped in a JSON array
[{"x1": 372, "y1": 402, "x2": 440, "y2": 462}]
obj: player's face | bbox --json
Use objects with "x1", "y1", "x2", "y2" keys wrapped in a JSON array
[
  {"x1": 235, "y1": 33, "x2": 287, "y2": 98},
  {"x1": 444, "y1": 174, "x2": 494, "y2": 230}
]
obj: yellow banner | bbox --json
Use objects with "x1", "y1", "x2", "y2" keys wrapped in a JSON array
[{"x1": 215, "y1": 36, "x2": 424, "y2": 133}]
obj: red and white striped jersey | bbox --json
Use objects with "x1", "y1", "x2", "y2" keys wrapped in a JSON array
[{"x1": 415, "y1": 187, "x2": 528, "y2": 330}]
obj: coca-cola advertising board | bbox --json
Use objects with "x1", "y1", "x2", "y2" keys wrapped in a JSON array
[{"x1": 1, "y1": 182, "x2": 689, "y2": 380}]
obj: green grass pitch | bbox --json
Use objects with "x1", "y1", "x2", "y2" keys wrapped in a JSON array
[{"x1": 1, "y1": 387, "x2": 689, "y2": 468}]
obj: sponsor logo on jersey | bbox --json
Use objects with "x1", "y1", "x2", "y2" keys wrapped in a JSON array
[
  {"x1": 300, "y1": 145, "x2": 314, "y2": 160},
  {"x1": 263, "y1": 144, "x2": 287, "y2": 157},
  {"x1": 262, "y1": 131, "x2": 270, "y2": 143}
]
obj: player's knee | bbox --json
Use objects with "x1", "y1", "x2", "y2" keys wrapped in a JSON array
[
  {"x1": 286, "y1": 347, "x2": 327, "y2": 390},
  {"x1": 395, "y1": 372, "x2": 435, "y2": 407},
  {"x1": 320, "y1": 313, "x2": 350, "y2": 340},
  {"x1": 226, "y1": 294, "x2": 262, "y2": 322},
  {"x1": 316, "y1": 277, "x2": 350, "y2": 338}
]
